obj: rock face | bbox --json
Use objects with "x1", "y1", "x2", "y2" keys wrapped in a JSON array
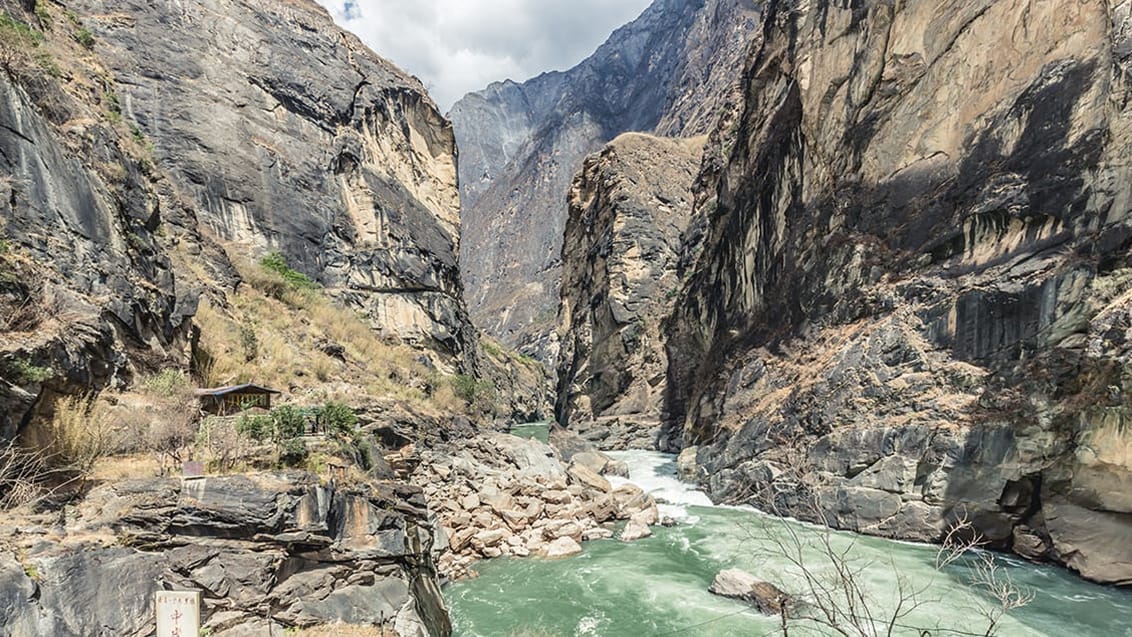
[
  {"x1": 0, "y1": 473, "x2": 451, "y2": 636},
  {"x1": 661, "y1": 0, "x2": 1132, "y2": 585},
  {"x1": 556, "y1": 133, "x2": 706, "y2": 448},
  {"x1": 0, "y1": 0, "x2": 484, "y2": 431},
  {"x1": 0, "y1": 33, "x2": 195, "y2": 437},
  {"x1": 450, "y1": 0, "x2": 760, "y2": 360},
  {"x1": 69, "y1": 0, "x2": 476, "y2": 364}
]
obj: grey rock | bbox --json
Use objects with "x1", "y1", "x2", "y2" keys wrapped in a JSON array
[
  {"x1": 556, "y1": 134, "x2": 707, "y2": 448},
  {"x1": 709, "y1": 569, "x2": 789, "y2": 615},
  {"x1": 0, "y1": 472, "x2": 451, "y2": 636},
  {"x1": 67, "y1": 0, "x2": 477, "y2": 364}
]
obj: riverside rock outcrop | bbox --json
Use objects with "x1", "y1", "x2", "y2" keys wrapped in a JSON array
[
  {"x1": 662, "y1": 0, "x2": 1132, "y2": 585},
  {"x1": 411, "y1": 433, "x2": 658, "y2": 580},
  {"x1": 0, "y1": 472, "x2": 451, "y2": 636},
  {"x1": 450, "y1": 0, "x2": 759, "y2": 360},
  {"x1": 556, "y1": 133, "x2": 706, "y2": 448}
]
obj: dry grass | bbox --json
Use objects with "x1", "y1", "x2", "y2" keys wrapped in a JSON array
[
  {"x1": 22, "y1": 395, "x2": 116, "y2": 474},
  {"x1": 89, "y1": 452, "x2": 160, "y2": 481},
  {"x1": 193, "y1": 253, "x2": 459, "y2": 414}
]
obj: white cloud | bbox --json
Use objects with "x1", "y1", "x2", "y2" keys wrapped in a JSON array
[{"x1": 314, "y1": 0, "x2": 653, "y2": 111}]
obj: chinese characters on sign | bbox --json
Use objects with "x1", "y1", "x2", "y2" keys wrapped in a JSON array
[{"x1": 155, "y1": 591, "x2": 200, "y2": 637}]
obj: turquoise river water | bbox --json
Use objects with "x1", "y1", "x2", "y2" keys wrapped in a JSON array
[{"x1": 446, "y1": 448, "x2": 1132, "y2": 636}]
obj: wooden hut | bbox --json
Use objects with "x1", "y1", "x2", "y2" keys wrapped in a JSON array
[{"x1": 194, "y1": 384, "x2": 281, "y2": 415}]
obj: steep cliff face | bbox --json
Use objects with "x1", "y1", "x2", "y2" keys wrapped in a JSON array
[
  {"x1": 556, "y1": 133, "x2": 705, "y2": 449},
  {"x1": 0, "y1": 6, "x2": 199, "y2": 438},
  {"x1": 0, "y1": 0, "x2": 488, "y2": 434},
  {"x1": 70, "y1": 0, "x2": 475, "y2": 365},
  {"x1": 0, "y1": 0, "x2": 497, "y2": 631},
  {"x1": 665, "y1": 0, "x2": 1132, "y2": 585},
  {"x1": 450, "y1": 0, "x2": 759, "y2": 360}
]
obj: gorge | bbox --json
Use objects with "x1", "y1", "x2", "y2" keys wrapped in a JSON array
[{"x1": 1, "y1": 0, "x2": 1131, "y2": 635}]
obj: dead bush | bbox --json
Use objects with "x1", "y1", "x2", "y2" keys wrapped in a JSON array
[
  {"x1": 22, "y1": 395, "x2": 115, "y2": 475},
  {"x1": 0, "y1": 439, "x2": 47, "y2": 508},
  {"x1": 195, "y1": 416, "x2": 246, "y2": 472}
]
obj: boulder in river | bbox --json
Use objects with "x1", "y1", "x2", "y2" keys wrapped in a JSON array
[
  {"x1": 676, "y1": 446, "x2": 698, "y2": 480},
  {"x1": 620, "y1": 520, "x2": 652, "y2": 542},
  {"x1": 709, "y1": 569, "x2": 790, "y2": 615},
  {"x1": 543, "y1": 537, "x2": 584, "y2": 559}
]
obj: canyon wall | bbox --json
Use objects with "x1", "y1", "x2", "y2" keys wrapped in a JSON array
[{"x1": 660, "y1": 0, "x2": 1132, "y2": 585}]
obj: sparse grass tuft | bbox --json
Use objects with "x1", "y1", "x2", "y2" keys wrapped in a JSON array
[
  {"x1": 74, "y1": 26, "x2": 94, "y2": 50},
  {"x1": 139, "y1": 369, "x2": 190, "y2": 396}
]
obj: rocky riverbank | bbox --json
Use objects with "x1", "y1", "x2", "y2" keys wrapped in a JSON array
[{"x1": 410, "y1": 431, "x2": 661, "y2": 580}]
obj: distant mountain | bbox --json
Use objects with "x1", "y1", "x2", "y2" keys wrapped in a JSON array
[{"x1": 449, "y1": 0, "x2": 760, "y2": 361}]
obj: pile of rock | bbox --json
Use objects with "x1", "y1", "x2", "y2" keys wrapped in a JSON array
[{"x1": 411, "y1": 432, "x2": 658, "y2": 579}]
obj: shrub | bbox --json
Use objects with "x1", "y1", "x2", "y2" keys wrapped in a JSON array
[
  {"x1": 74, "y1": 26, "x2": 94, "y2": 49},
  {"x1": 450, "y1": 374, "x2": 494, "y2": 405},
  {"x1": 278, "y1": 437, "x2": 308, "y2": 466},
  {"x1": 260, "y1": 251, "x2": 319, "y2": 290},
  {"x1": 196, "y1": 417, "x2": 243, "y2": 472},
  {"x1": 318, "y1": 401, "x2": 357, "y2": 436},
  {"x1": 235, "y1": 413, "x2": 273, "y2": 442},
  {"x1": 0, "y1": 356, "x2": 52, "y2": 384},
  {"x1": 145, "y1": 408, "x2": 197, "y2": 476},
  {"x1": 271, "y1": 405, "x2": 308, "y2": 440},
  {"x1": 239, "y1": 324, "x2": 258, "y2": 362}
]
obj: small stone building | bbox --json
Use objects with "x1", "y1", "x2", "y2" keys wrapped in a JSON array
[{"x1": 194, "y1": 384, "x2": 281, "y2": 415}]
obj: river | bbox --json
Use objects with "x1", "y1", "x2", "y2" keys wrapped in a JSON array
[{"x1": 446, "y1": 448, "x2": 1132, "y2": 636}]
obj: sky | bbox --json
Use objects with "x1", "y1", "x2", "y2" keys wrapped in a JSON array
[{"x1": 314, "y1": 0, "x2": 654, "y2": 111}]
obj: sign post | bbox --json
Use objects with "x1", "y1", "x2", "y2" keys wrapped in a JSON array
[{"x1": 155, "y1": 590, "x2": 200, "y2": 637}]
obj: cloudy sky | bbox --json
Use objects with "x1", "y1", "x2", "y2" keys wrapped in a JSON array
[{"x1": 314, "y1": 0, "x2": 653, "y2": 111}]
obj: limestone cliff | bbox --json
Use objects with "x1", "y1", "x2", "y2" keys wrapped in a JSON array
[
  {"x1": 556, "y1": 133, "x2": 705, "y2": 449},
  {"x1": 663, "y1": 0, "x2": 1132, "y2": 585},
  {"x1": 68, "y1": 0, "x2": 476, "y2": 365},
  {"x1": 450, "y1": 0, "x2": 759, "y2": 361},
  {"x1": 0, "y1": 0, "x2": 501, "y2": 433}
]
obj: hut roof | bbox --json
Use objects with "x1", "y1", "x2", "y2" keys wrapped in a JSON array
[{"x1": 193, "y1": 383, "x2": 282, "y2": 398}]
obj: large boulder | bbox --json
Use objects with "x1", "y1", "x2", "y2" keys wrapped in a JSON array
[
  {"x1": 708, "y1": 569, "x2": 790, "y2": 616},
  {"x1": 542, "y1": 537, "x2": 584, "y2": 559},
  {"x1": 567, "y1": 462, "x2": 612, "y2": 493}
]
